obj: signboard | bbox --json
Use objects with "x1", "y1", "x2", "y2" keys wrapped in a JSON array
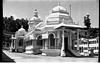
[{"x1": 42, "y1": 34, "x2": 48, "y2": 39}]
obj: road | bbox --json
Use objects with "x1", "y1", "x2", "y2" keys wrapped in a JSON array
[{"x1": 2, "y1": 50, "x2": 98, "y2": 62}]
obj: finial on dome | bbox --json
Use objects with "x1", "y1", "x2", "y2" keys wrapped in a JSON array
[
  {"x1": 69, "y1": 4, "x2": 71, "y2": 17},
  {"x1": 21, "y1": 25, "x2": 23, "y2": 28},
  {"x1": 34, "y1": 9, "x2": 38, "y2": 17},
  {"x1": 86, "y1": 13, "x2": 90, "y2": 17},
  {"x1": 58, "y1": 2, "x2": 60, "y2": 6}
]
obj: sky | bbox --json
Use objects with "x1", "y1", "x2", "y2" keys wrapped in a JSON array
[{"x1": 3, "y1": 0, "x2": 99, "y2": 27}]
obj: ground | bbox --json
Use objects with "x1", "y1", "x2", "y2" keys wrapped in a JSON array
[{"x1": 1, "y1": 50, "x2": 98, "y2": 63}]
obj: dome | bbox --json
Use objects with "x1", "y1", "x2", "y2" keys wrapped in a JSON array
[
  {"x1": 16, "y1": 26, "x2": 27, "y2": 36},
  {"x1": 44, "y1": 2, "x2": 74, "y2": 25},
  {"x1": 18, "y1": 27, "x2": 26, "y2": 32},
  {"x1": 52, "y1": 6, "x2": 68, "y2": 14},
  {"x1": 45, "y1": 12, "x2": 73, "y2": 24},
  {"x1": 47, "y1": 13, "x2": 69, "y2": 18},
  {"x1": 29, "y1": 9, "x2": 42, "y2": 22}
]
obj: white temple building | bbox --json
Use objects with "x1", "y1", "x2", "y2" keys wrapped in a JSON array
[{"x1": 10, "y1": 3, "x2": 99, "y2": 57}]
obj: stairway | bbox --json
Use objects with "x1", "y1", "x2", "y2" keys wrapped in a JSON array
[
  {"x1": 25, "y1": 45, "x2": 34, "y2": 54},
  {"x1": 65, "y1": 48, "x2": 81, "y2": 57},
  {"x1": 40, "y1": 49, "x2": 61, "y2": 56}
]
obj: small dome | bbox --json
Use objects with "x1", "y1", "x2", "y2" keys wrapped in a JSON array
[
  {"x1": 18, "y1": 27, "x2": 26, "y2": 32},
  {"x1": 29, "y1": 9, "x2": 42, "y2": 22},
  {"x1": 16, "y1": 26, "x2": 26, "y2": 36}
]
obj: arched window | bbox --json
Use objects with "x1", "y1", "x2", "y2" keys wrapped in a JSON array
[
  {"x1": 48, "y1": 34, "x2": 55, "y2": 48},
  {"x1": 37, "y1": 36, "x2": 42, "y2": 46}
]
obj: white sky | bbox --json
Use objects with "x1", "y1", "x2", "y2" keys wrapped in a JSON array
[{"x1": 3, "y1": 0, "x2": 99, "y2": 28}]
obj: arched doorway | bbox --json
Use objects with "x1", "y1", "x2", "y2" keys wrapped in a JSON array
[
  {"x1": 48, "y1": 34, "x2": 55, "y2": 49},
  {"x1": 19, "y1": 39, "x2": 23, "y2": 47},
  {"x1": 37, "y1": 35, "x2": 43, "y2": 49}
]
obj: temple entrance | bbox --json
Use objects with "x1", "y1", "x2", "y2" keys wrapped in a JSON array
[
  {"x1": 64, "y1": 37, "x2": 68, "y2": 54},
  {"x1": 48, "y1": 34, "x2": 55, "y2": 49},
  {"x1": 19, "y1": 39, "x2": 23, "y2": 47},
  {"x1": 37, "y1": 36, "x2": 43, "y2": 49}
]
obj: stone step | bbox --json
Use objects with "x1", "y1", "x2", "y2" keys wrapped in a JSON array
[{"x1": 40, "y1": 49, "x2": 61, "y2": 56}]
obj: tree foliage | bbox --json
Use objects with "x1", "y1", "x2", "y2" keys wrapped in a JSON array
[
  {"x1": 84, "y1": 15, "x2": 91, "y2": 29},
  {"x1": 3, "y1": 16, "x2": 29, "y2": 33},
  {"x1": 3, "y1": 16, "x2": 29, "y2": 43},
  {"x1": 88, "y1": 28, "x2": 99, "y2": 38},
  {"x1": 83, "y1": 14, "x2": 99, "y2": 39}
]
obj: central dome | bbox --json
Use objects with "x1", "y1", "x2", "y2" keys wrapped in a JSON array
[
  {"x1": 45, "y1": 3, "x2": 73, "y2": 25},
  {"x1": 52, "y1": 6, "x2": 68, "y2": 13}
]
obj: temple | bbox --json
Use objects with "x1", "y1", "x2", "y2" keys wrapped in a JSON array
[{"x1": 10, "y1": 3, "x2": 99, "y2": 57}]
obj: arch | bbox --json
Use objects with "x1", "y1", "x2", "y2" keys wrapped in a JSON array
[
  {"x1": 37, "y1": 35, "x2": 43, "y2": 46},
  {"x1": 48, "y1": 33, "x2": 55, "y2": 49},
  {"x1": 49, "y1": 33, "x2": 56, "y2": 38}
]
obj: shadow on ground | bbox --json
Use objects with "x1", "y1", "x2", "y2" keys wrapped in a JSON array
[{"x1": 1, "y1": 51, "x2": 15, "y2": 62}]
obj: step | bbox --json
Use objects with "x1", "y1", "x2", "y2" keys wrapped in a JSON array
[{"x1": 40, "y1": 49, "x2": 61, "y2": 56}]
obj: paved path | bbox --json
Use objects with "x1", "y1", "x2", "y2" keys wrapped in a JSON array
[{"x1": 2, "y1": 50, "x2": 98, "y2": 62}]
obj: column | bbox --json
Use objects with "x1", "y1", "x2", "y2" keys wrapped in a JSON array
[
  {"x1": 10, "y1": 39, "x2": 13, "y2": 51},
  {"x1": 43, "y1": 39, "x2": 45, "y2": 49},
  {"x1": 45, "y1": 39, "x2": 48, "y2": 49},
  {"x1": 33, "y1": 39, "x2": 36, "y2": 48},
  {"x1": 69, "y1": 30, "x2": 72, "y2": 49},
  {"x1": 55, "y1": 32, "x2": 56, "y2": 49},
  {"x1": 57, "y1": 31, "x2": 60, "y2": 49},
  {"x1": 13, "y1": 39, "x2": 15, "y2": 49},
  {"x1": 60, "y1": 28, "x2": 66, "y2": 57},
  {"x1": 77, "y1": 29, "x2": 80, "y2": 51}
]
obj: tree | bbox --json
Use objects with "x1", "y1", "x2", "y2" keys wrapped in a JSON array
[
  {"x1": 88, "y1": 28, "x2": 99, "y2": 38},
  {"x1": 84, "y1": 14, "x2": 91, "y2": 29},
  {"x1": 3, "y1": 17, "x2": 9, "y2": 32},
  {"x1": 21, "y1": 18, "x2": 29, "y2": 31},
  {"x1": 3, "y1": 16, "x2": 29, "y2": 33}
]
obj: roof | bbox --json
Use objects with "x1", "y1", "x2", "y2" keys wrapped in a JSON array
[
  {"x1": 39, "y1": 22, "x2": 85, "y2": 30},
  {"x1": 55, "y1": 23, "x2": 86, "y2": 29}
]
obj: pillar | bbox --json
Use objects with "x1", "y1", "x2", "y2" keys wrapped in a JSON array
[
  {"x1": 69, "y1": 30, "x2": 72, "y2": 49},
  {"x1": 13, "y1": 39, "x2": 15, "y2": 49},
  {"x1": 55, "y1": 32, "x2": 57, "y2": 49},
  {"x1": 77, "y1": 29, "x2": 80, "y2": 51},
  {"x1": 57, "y1": 31, "x2": 60, "y2": 49},
  {"x1": 10, "y1": 39, "x2": 13, "y2": 51},
  {"x1": 42, "y1": 39, "x2": 45, "y2": 49},
  {"x1": 60, "y1": 28, "x2": 66, "y2": 57},
  {"x1": 45, "y1": 39, "x2": 48, "y2": 49}
]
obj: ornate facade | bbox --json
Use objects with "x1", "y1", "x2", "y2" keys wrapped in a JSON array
[{"x1": 11, "y1": 3, "x2": 96, "y2": 57}]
